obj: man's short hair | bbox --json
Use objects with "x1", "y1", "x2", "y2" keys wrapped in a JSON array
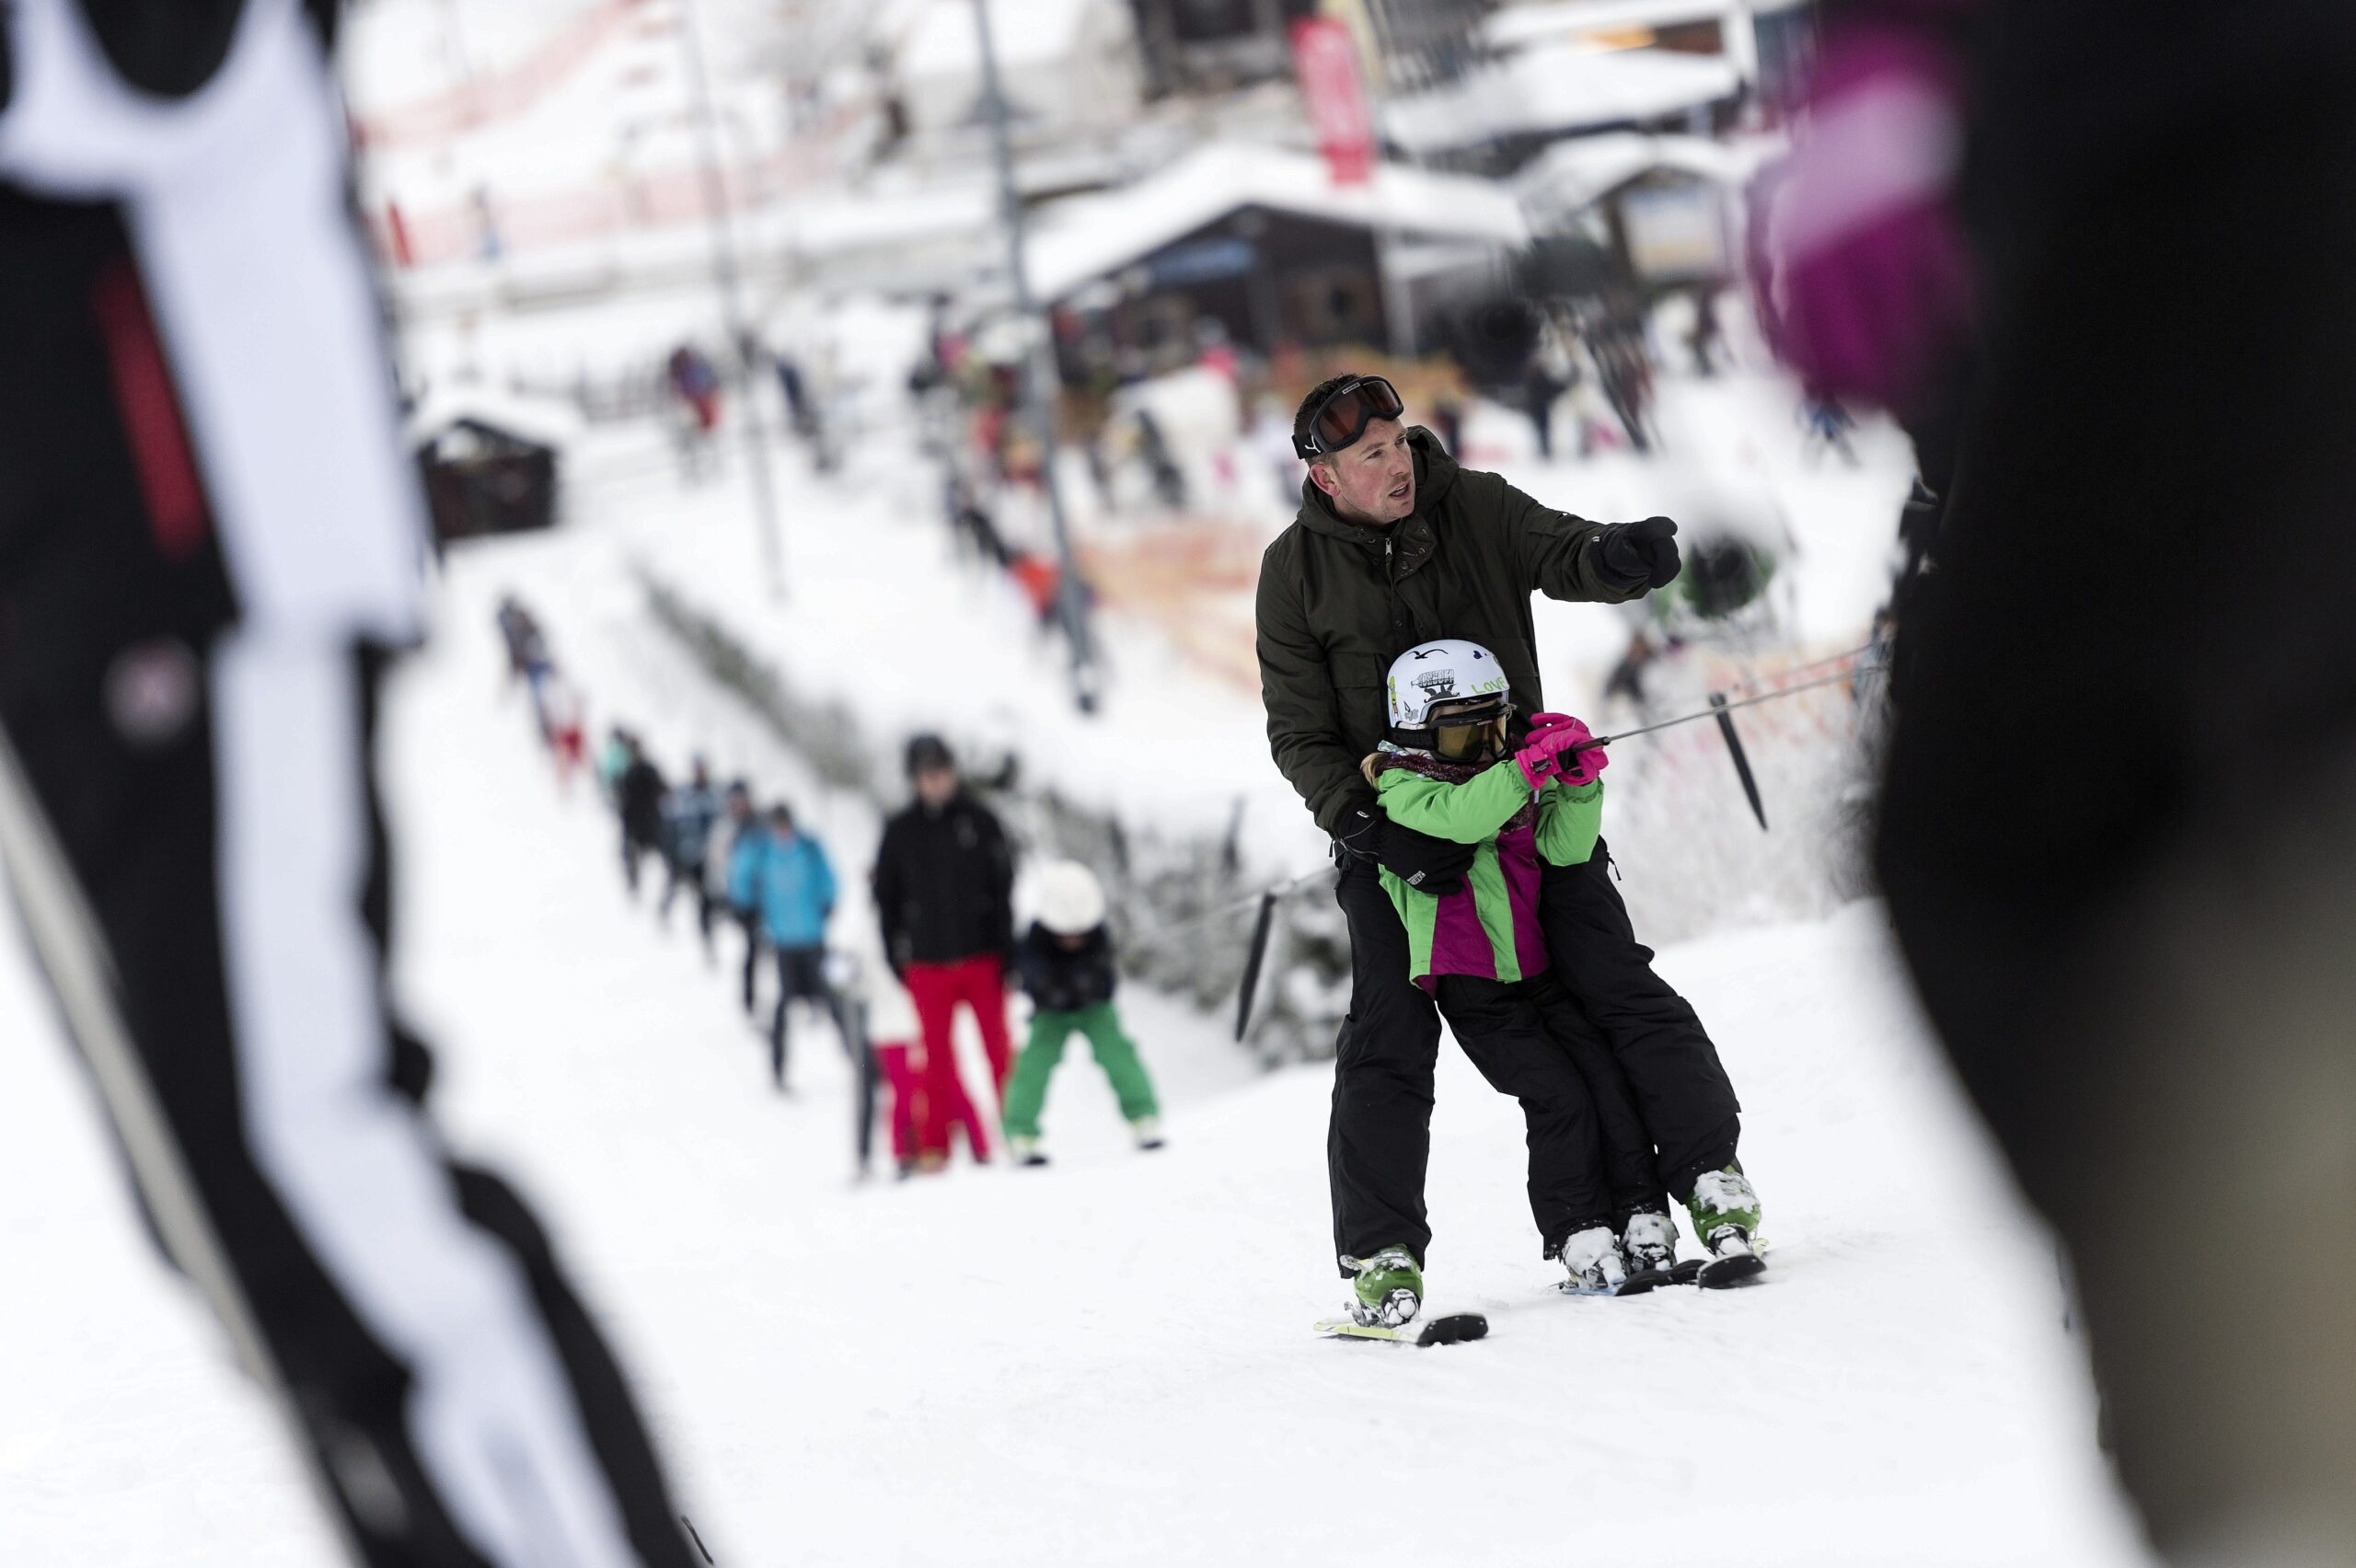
[{"x1": 1293, "y1": 375, "x2": 1360, "y2": 461}]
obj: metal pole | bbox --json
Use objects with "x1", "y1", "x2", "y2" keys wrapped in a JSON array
[
  {"x1": 677, "y1": 0, "x2": 787, "y2": 601},
  {"x1": 970, "y1": 0, "x2": 1101, "y2": 714}
]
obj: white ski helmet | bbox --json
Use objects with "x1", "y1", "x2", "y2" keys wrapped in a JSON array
[
  {"x1": 1034, "y1": 859, "x2": 1108, "y2": 935},
  {"x1": 1385, "y1": 639, "x2": 1513, "y2": 735}
]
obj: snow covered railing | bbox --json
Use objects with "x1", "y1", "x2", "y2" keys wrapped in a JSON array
[{"x1": 636, "y1": 569, "x2": 1352, "y2": 1065}]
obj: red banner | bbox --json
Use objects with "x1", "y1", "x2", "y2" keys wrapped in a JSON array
[{"x1": 1291, "y1": 17, "x2": 1375, "y2": 187}]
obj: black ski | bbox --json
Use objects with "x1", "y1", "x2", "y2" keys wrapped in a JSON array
[{"x1": 1313, "y1": 1311, "x2": 1489, "y2": 1346}]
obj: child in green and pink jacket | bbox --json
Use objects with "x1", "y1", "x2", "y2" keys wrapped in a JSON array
[{"x1": 1356, "y1": 639, "x2": 1669, "y2": 1297}]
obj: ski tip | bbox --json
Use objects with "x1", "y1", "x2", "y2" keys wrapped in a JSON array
[
  {"x1": 1313, "y1": 1310, "x2": 1488, "y2": 1346},
  {"x1": 1414, "y1": 1311, "x2": 1488, "y2": 1346},
  {"x1": 1698, "y1": 1252, "x2": 1767, "y2": 1289}
]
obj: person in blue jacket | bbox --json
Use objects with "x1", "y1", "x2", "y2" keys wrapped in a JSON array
[{"x1": 735, "y1": 802, "x2": 837, "y2": 1090}]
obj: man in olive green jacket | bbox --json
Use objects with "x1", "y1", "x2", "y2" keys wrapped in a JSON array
[{"x1": 1256, "y1": 375, "x2": 1746, "y2": 1296}]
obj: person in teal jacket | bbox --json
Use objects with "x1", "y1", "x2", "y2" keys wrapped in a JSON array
[
  {"x1": 1341, "y1": 639, "x2": 1680, "y2": 1321},
  {"x1": 735, "y1": 803, "x2": 837, "y2": 1090}
]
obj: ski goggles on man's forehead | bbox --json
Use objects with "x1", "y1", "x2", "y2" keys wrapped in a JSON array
[{"x1": 1293, "y1": 375, "x2": 1406, "y2": 459}]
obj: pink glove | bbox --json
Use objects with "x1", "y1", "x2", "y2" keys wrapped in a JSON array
[
  {"x1": 1758, "y1": 7, "x2": 1979, "y2": 413},
  {"x1": 1515, "y1": 717, "x2": 1607, "y2": 790}
]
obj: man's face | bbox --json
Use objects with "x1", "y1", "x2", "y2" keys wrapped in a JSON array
[
  {"x1": 915, "y1": 766, "x2": 958, "y2": 807},
  {"x1": 1311, "y1": 416, "x2": 1415, "y2": 525}
]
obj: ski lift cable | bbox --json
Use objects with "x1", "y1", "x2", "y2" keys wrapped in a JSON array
[
  {"x1": 1138, "y1": 657, "x2": 1887, "y2": 947},
  {"x1": 1586, "y1": 663, "x2": 1877, "y2": 748}
]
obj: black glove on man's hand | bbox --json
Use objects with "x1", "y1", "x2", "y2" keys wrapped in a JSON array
[
  {"x1": 1596, "y1": 515, "x2": 1682, "y2": 593},
  {"x1": 1336, "y1": 805, "x2": 1477, "y2": 895}
]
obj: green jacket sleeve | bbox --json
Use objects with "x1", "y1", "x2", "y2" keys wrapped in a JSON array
[
  {"x1": 1497, "y1": 477, "x2": 1646, "y2": 605},
  {"x1": 1373, "y1": 761, "x2": 1534, "y2": 845},
  {"x1": 1255, "y1": 544, "x2": 1374, "y2": 835},
  {"x1": 1535, "y1": 778, "x2": 1604, "y2": 865}
]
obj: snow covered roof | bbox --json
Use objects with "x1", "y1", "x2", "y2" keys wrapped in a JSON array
[
  {"x1": 404, "y1": 383, "x2": 586, "y2": 452},
  {"x1": 1485, "y1": 0, "x2": 1811, "y2": 52},
  {"x1": 896, "y1": 0, "x2": 1103, "y2": 79},
  {"x1": 1024, "y1": 144, "x2": 1530, "y2": 304},
  {"x1": 1514, "y1": 131, "x2": 1780, "y2": 219},
  {"x1": 1384, "y1": 41, "x2": 1741, "y2": 155}
]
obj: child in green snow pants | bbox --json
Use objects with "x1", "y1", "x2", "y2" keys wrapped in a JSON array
[{"x1": 1001, "y1": 1002, "x2": 1159, "y2": 1138}]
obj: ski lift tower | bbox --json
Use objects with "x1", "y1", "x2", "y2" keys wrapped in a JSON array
[{"x1": 971, "y1": 0, "x2": 1103, "y2": 715}]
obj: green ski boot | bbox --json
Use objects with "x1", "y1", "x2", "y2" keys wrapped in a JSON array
[
  {"x1": 1342, "y1": 1245, "x2": 1423, "y2": 1328},
  {"x1": 1685, "y1": 1164, "x2": 1766, "y2": 1286}
]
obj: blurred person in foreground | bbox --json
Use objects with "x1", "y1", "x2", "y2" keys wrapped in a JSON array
[
  {"x1": 1764, "y1": 3, "x2": 2356, "y2": 1561},
  {"x1": 0, "y1": 1, "x2": 699, "y2": 1562},
  {"x1": 872, "y1": 734, "x2": 1016, "y2": 1170}
]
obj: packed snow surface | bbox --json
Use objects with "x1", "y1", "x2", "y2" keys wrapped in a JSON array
[{"x1": 0, "y1": 529, "x2": 2154, "y2": 1565}]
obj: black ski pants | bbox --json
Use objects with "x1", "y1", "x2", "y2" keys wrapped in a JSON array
[
  {"x1": 660, "y1": 853, "x2": 715, "y2": 946},
  {"x1": 1435, "y1": 972, "x2": 1660, "y2": 1257},
  {"x1": 0, "y1": 179, "x2": 695, "y2": 1566},
  {"x1": 1328, "y1": 856, "x2": 1444, "y2": 1270},
  {"x1": 735, "y1": 904, "x2": 764, "y2": 1013},
  {"x1": 1329, "y1": 855, "x2": 1688, "y2": 1271},
  {"x1": 769, "y1": 942, "x2": 828, "y2": 1086},
  {"x1": 1537, "y1": 843, "x2": 1740, "y2": 1199}
]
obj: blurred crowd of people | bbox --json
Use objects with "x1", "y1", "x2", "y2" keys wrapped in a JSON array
[{"x1": 497, "y1": 596, "x2": 1161, "y2": 1177}]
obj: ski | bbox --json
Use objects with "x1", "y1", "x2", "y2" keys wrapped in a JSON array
[
  {"x1": 1312, "y1": 1311, "x2": 1489, "y2": 1346},
  {"x1": 1556, "y1": 1271, "x2": 1671, "y2": 1298},
  {"x1": 1697, "y1": 1252, "x2": 1766, "y2": 1288},
  {"x1": 1644, "y1": 1253, "x2": 1766, "y2": 1289},
  {"x1": 1556, "y1": 1252, "x2": 1766, "y2": 1296}
]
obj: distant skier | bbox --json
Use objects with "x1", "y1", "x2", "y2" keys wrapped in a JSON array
[
  {"x1": 708, "y1": 782, "x2": 765, "y2": 1013},
  {"x1": 1000, "y1": 862, "x2": 1163, "y2": 1166},
  {"x1": 493, "y1": 592, "x2": 546, "y2": 686},
  {"x1": 541, "y1": 674, "x2": 588, "y2": 792},
  {"x1": 664, "y1": 344, "x2": 722, "y2": 482},
  {"x1": 660, "y1": 757, "x2": 722, "y2": 950},
  {"x1": 737, "y1": 803, "x2": 837, "y2": 1092},
  {"x1": 617, "y1": 736, "x2": 668, "y2": 897},
  {"x1": 872, "y1": 734, "x2": 1017, "y2": 1168},
  {"x1": 595, "y1": 722, "x2": 633, "y2": 803}
]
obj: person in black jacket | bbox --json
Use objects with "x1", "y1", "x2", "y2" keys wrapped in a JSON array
[
  {"x1": 617, "y1": 738, "x2": 668, "y2": 897},
  {"x1": 871, "y1": 734, "x2": 1015, "y2": 1167},
  {"x1": 999, "y1": 862, "x2": 1161, "y2": 1166}
]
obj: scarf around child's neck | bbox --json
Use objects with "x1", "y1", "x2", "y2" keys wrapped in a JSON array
[{"x1": 1373, "y1": 743, "x2": 1538, "y2": 832}]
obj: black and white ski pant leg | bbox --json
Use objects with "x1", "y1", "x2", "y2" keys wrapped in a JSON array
[{"x1": 0, "y1": 3, "x2": 698, "y2": 1562}]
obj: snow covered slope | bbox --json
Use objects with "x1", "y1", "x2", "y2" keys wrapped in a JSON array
[{"x1": 0, "y1": 533, "x2": 2154, "y2": 1565}]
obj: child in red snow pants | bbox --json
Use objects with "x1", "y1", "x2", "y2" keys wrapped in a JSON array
[{"x1": 904, "y1": 954, "x2": 1014, "y2": 1161}]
